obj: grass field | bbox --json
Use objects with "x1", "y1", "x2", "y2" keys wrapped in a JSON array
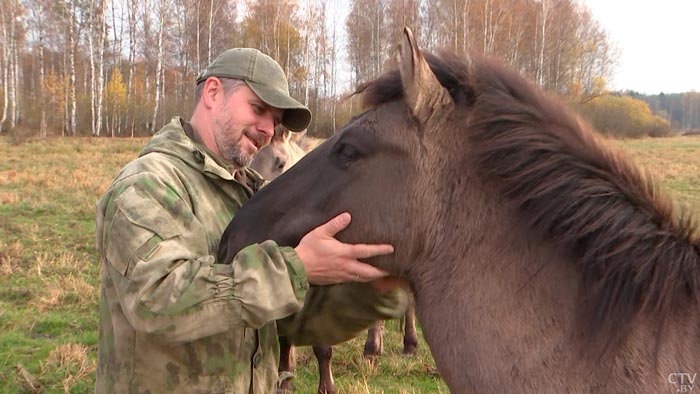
[
  {"x1": 1, "y1": 134, "x2": 699, "y2": 393},
  {"x1": 612, "y1": 137, "x2": 700, "y2": 212}
]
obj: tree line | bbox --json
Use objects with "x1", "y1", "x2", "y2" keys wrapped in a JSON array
[
  {"x1": 0, "y1": 0, "x2": 678, "y2": 140},
  {"x1": 633, "y1": 92, "x2": 700, "y2": 132}
]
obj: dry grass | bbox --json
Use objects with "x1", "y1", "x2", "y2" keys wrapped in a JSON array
[
  {"x1": 613, "y1": 135, "x2": 700, "y2": 214},
  {"x1": 0, "y1": 168, "x2": 18, "y2": 182},
  {"x1": 32, "y1": 274, "x2": 97, "y2": 312},
  {"x1": 15, "y1": 363, "x2": 42, "y2": 393},
  {"x1": 0, "y1": 191, "x2": 19, "y2": 204},
  {"x1": 43, "y1": 343, "x2": 96, "y2": 393},
  {"x1": 34, "y1": 250, "x2": 86, "y2": 276},
  {"x1": 354, "y1": 354, "x2": 381, "y2": 378},
  {"x1": 0, "y1": 240, "x2": 24, "y2": 275}
]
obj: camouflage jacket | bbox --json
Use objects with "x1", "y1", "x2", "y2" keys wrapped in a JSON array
[{"x1": 95, "y1": 117, "x2": 408, "y2": 394}]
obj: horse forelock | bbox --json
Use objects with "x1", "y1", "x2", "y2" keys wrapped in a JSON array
[{"x1": 360, "y1": 48, "x2": 700, "y2": 362}]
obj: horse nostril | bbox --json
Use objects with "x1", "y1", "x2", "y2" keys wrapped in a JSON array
[{"x1": 275, "y1": 157, "x2": 286, "y2": 170}]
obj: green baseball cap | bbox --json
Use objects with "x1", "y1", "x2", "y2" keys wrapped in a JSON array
[{"x1": 196, "y1": 48, "x2": 312, "y2": 132}]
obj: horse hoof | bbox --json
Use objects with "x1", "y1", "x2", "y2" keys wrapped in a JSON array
[
  {"x1": 317, "y1": 384, "x2": 336, "y2": 394},
  {"x1": 402, "y1": 344, "x2": 417, "y2": 356},
  {"x1": 363, "y1": 343, "x2": 382, "y2": 358},
  {"x1": 362, "y1": 350, "x2": 381, "y2": 359}
]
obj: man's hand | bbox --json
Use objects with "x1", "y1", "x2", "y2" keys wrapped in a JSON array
[{"x1": 294, "y1": 212, "x2": 394, "y2": 286}]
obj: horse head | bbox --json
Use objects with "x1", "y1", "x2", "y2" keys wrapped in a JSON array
[
  {"x1": 250, "y1": 126, "x2": 307, "y2": 180},
  {"x1": 220, "y1": 27, "x2": 700, "y2": 393}
]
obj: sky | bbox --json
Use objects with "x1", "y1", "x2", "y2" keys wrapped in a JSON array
[{"x1": 582, "y1": 0, "x2": 700, "y2": 94}]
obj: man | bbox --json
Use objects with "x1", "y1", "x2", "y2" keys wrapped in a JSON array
[{"x1": 95, "y1": 48, "x2": 407, "y2": 393}]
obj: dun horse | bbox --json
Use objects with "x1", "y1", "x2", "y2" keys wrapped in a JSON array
[
  {"x1": 225, "y1": 28, "x2": 700, "y2": 393},
  {"x1": 251, "y1": 126, "x2": 307, "y2": 181},
  {"x1": 251, "y1": 127, "x2": 418, "y2": 394}
]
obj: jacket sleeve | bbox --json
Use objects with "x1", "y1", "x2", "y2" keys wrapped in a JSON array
[
  {"x1": 97, "y1": 173, "x2": 308, "y2": 344},
  {"x1": 276, "y1": 280, "x2": 409, "y2": 346}
]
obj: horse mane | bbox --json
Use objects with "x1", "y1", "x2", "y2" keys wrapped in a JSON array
[{"x1": 358, "y1": 50, "x2": 700, "y2": 360}]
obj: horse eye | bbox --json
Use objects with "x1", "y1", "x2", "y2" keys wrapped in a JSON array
[{"x1": 338, "y1": 143, "x2": 359, "y2": 160}]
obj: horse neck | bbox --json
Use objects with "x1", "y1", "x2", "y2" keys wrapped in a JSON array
[
  {"x1": 410, "y1": 211, "x2": 580, "y2": 392},
  {"x1": 409, "y1": 198, "x2": 700, "y2": 393}
]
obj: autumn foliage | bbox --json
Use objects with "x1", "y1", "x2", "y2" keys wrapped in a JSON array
[
  {"x1": 578, "y1": 95, "x2": 672, "y2": 138},
  {"x1": 0, "y1": 0, "x2": 696, "y2": 138}
]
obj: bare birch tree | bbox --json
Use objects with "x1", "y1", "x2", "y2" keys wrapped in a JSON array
[
  {"x1": 207, "y1": 0, "x2": 215, "y2": 65},
  {"x1": 126, "y1": 0, "x2": 138, "y2": 136},
  {"x1": 151, "y1": 0, "x2": 167, "y2": 134},
  {"x1": 537, "y1": 0, "x2": 550, "y2": 85},
  {"x1": 28, "y1": 0, "x2": 48, "y2": 137},
  {"x1": 96, "y1": 0, "x2": 108, "y2": 136},
  {"x1": 87, "y1": 0, "x2": 97, "y2": 135},
  {"x1": 87, "y1": 0, "x2": 109, "y2": 136},
  {"x1": 65, "y1": 0, "x2": 78, "y2": 135},
  {"x1": 10, "y1": 0, "x2": 19, "y2": 129},
  {"x1": 0, "y1": 0, "x2": 21, "y2": 131},
  {"x1": 0, "y1": 1, "x2": 10, "y2": 132},
  {"x1": 328, "y1": 0, "x2": 340, "y2": 133},
  {"x1": 195, "y1": 0, "x2": 201, "y2": 72},
  {"x1": 142, "y1": 0, "x2": 153, "y2": 130}
]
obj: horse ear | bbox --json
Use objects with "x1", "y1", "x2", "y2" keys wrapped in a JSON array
[
  {"x1": 273, "y1": 126, "x2": 292, "y2": 143},
  {"x1": 289, "y1": 129, "x2": 306, "y2": 145},
  {"x1": 273, "y1": 125, "x2": 285, "y2": 141},
  {"x1": 399, "y1": 27, "x2": 452, "y2": 124},
  {"x1": 281, "y1": 128, "x2": 293, "y2": 143}
]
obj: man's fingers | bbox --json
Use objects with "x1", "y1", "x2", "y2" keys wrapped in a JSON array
[
  {"x1": 300, "y1": 212, "x2": 397, "y2": 286},
  {"x1": 349, "y1": 243, "x2": 394, "y2": 259},
  {"x1": 319, "y1": 212, "x2": 352, "y2": 237},
  {"x1": 350, "y1": 262, "x2": 391, "y2": 282}
]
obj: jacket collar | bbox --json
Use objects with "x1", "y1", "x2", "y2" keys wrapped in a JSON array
[{"x1": 140, "y1": 117, "x2": 265, "y2": 193}]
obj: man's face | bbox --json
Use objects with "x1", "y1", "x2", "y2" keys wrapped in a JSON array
[{"x1": 212, "y1": 84, "x2": 283, "y2": 167}]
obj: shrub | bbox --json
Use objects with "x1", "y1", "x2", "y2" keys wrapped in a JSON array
[{"x1": 577, "y1": 94, "x2": 672, "y2": 138}]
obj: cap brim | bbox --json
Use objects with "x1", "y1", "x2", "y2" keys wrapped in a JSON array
[{"x1": 246, "y1": 81, "x2": 312, "y2": 132}]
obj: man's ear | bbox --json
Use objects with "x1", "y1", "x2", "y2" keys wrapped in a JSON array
[{"x1": 202, "y1": 77, "x2": 223, "y2": 108}]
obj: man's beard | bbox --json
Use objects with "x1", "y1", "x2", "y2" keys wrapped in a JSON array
[
  {"x1": 220, "y1": 140, "x2": 252, "y2": 168},
  {"x1": 224, "y1": 129, "x2": 266, "y2": 168},
  {"x1": 214, "y1": 116, "x2": 253, "y2": 167}
]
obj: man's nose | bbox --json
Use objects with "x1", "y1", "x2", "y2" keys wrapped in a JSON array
[{"x1": 258, "y1": 116, "x2": 275, "y2": 140}]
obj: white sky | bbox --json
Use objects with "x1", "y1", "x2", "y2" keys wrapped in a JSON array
[{"x1": 582, "y1": 0, "x2": 700, "y2": 94}]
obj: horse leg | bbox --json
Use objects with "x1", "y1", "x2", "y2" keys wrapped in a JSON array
[
  {"x1": 402, "y1": 295, "x2": 418, "y2": 355},
  {"x1": 313, "y1": 345, "x2": 336, "y2": 394},
  {"x1": 277, "y1": 336, "x2": 296, "y2": 394},
  {"x1": 363, "y1": 320, "x2": 384, "y2": 358}
]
